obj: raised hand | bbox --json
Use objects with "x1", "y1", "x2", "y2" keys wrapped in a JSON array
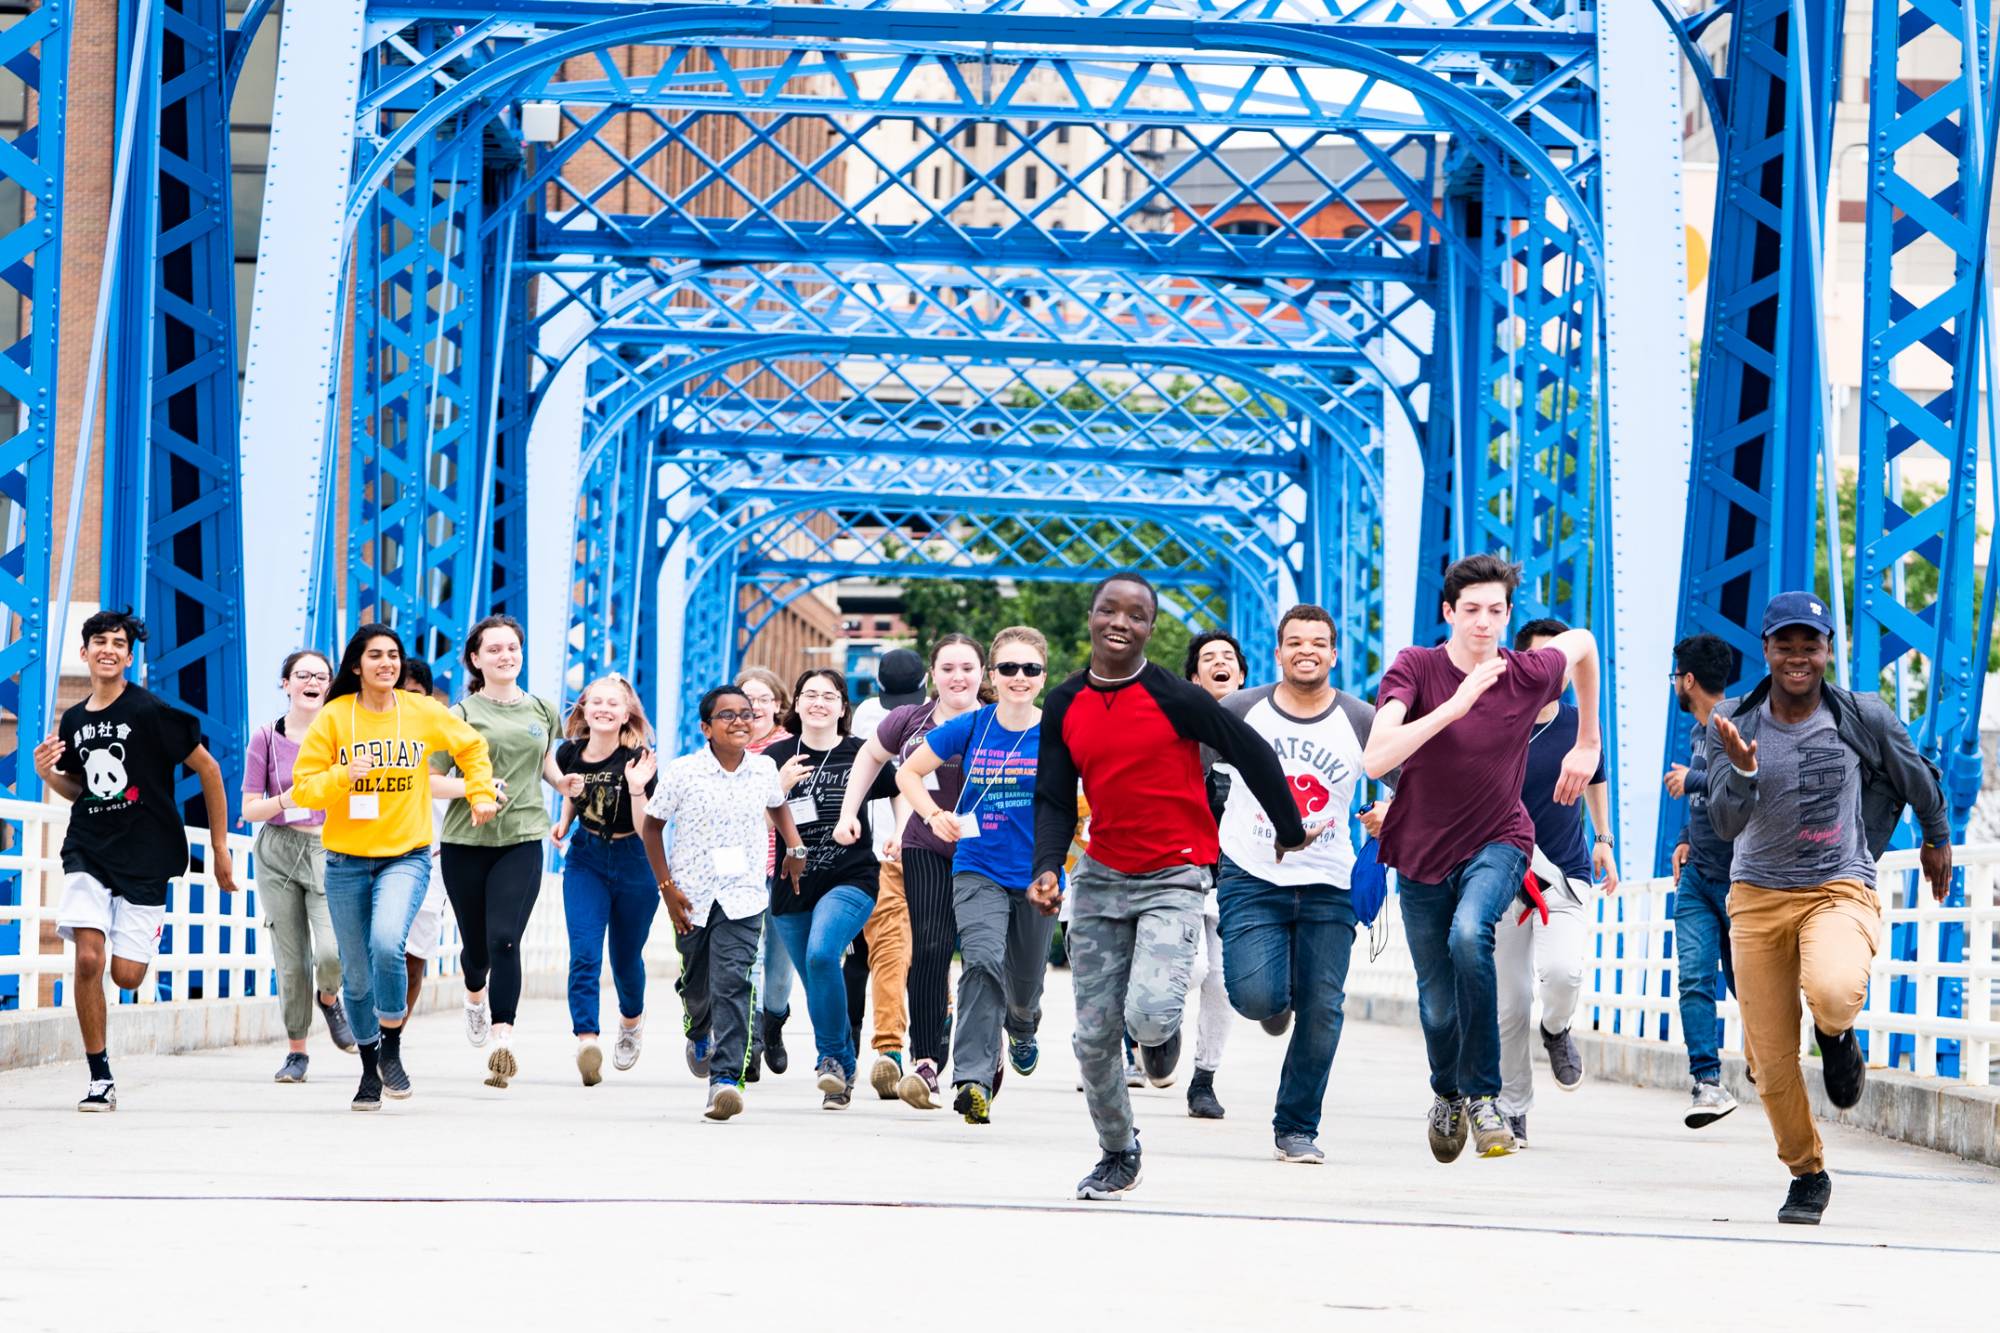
[
  {"x1": 1664, "y1": 764, "x2": 1688, "y2": 799},
  {"x1": 32, "y1": 732, "x2": 65, "y2": 781},
  {"x1": 624, "y1": 749, "x2": 656, "y2": 791},
  {"x1": 778, "y1": 752, "x2": 812, "y2": 793},
  {"x1": 1714, "y1": 716, "x2": 1757, "y2": 773},
  {"x1": 1552, "y1": 739, "x2": 1600, "y2": 806},
  {"x1": 832, "y1": 814, "x2": 863, "y2": 847},
  {"x1": 1448, "y1": 657, "x2": 1508, "y2": 718}
]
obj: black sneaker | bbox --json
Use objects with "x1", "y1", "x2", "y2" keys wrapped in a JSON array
[
  {"x1": 379, "y1": 1048, "x2": 414, "y2": 1100},
  {"x1": 78, "y1": 1079, "x2": 117, "y2": 1112},
  {"x1": 1541, "y1": 1024, "x2": 1584, "y2": 1090},
  {"x1": 274, "y1": 1052, "x2": 310, "y2": 1084},
  {"x1": 1426, "y1": 1094, "x2": 1468, "y2": 1163},
  {"x1": 1139, "y1": 1030, "x2": 1181, "y2": 1088},
  {"x1": 1273, "y1": 1132, "x2": 1324, "y2": 1164},
  {"x1": 1260, "y1": 1009, "x2": 1292, "y2": 1037},
  {"x1": 953, "y1": 1082, "x2": 992, "y2": 1125},
  {"x1": 1506, "y1": 1113, "x2": 1529, "y2": 1149},
  {"x1": 1076, "y1": 1138, "x2": 1143, "y2": 1200},
  {"x1": 822, "y1": 1084, "x2": 852, "y2": 1111},
  {"x1": 1777, "y1": 1170, "x2": 1833, "y2": 1224},
  {"x1": 1186, "y1": 1068, "x2": 1225, "y2": 1120},
  {"x1": 352, "y1": 1070, "x2": 383, "y2": 1112},
  {"x1": 1816, "y1": 1028, "x2": 1866, "y2": 1108},
  {"x1": 318, "y1": 995, "x2": 357, "y2": 1053},
  {"x1": 763, "y1": 1009, "x2": 790, "y2": 1076}
]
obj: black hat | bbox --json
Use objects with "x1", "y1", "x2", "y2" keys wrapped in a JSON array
[
  {"x1": 1761, "y1": 591, "x2": 1834, "y2": 639},
  {"x1": 876, "y1": 648, "x2": 927, "y2": 711}
]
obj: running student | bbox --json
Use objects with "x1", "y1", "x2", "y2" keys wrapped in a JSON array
[
  {"x1": 1666, "y1": 632, "x2": 1741, "y2": 1129},
  {"x1": 287, "y1": 624, "x2": 497, "y2": 1111},
  {"x1": 432, "y1": 614, "x2": 565, "y2": 1090},
  {"x1": 1213, "y1": 605, "x2": 1388, "y2": 1165},
  {"x1": 397, "y1": 660, "x2": 447, "y2": 1020},
  {"x1": 35, "y1": 608, "x2": 240, "y2": 1112},
  {"x1": 898, "y1": 627, "x2": 1054, "y2": 1126},
  {"x1": 764, "y1": 670, "x2": 901, "y2": 1110},
  {"x1": 1364, "y1": 554, "x2": 1601, "y2": 1162},
  {"x1": 241, "y1": 648, "x2": 356, "y2": 1083},
  {"x1": 835, "y1": 634, "x2": 990, "y2": 1108},
  {"x1": 1181, "y1": 628, "x2": 1248, "y2": 1119},
  {"x1": 1492, "y1": 618, "x2": 1619, "y2": 1150},
  {"x1": 737, "y1": 665, "x2": 797, "y2": 1079},
  {"x1": 1707, "y1": 592, "x2": 1950, "y2": 1225},
  {"x1": 641, "y1": 686, "x2": 806, "y2": 1122},
  {"x1": 555, "y1": 675, "x2": 660, "y2": 1086},
  {"x1": 1029, "y1": 573, "x2": 1308, "y2": 1200}
]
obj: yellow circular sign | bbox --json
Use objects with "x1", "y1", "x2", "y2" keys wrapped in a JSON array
[{"x1": 1686, "y1": 223, "x2": 1709, "y2": 293}]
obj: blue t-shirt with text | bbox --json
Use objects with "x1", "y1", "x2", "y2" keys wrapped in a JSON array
[{"x1": 924, "y1": 705, "x2": 1040, "y2": 888}]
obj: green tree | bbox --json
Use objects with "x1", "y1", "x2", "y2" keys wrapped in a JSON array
[{"x1": 899, "y1": 575, "x2": 1200, "y2": 684}]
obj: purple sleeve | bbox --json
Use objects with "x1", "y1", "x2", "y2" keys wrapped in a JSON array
[
  {"x1": 875, "y1": 702, "x2": 923, "y2": 757},
  {"x1": 1376, "y1": 647, "x2": 1426, "y2": 713},
  {"x1": 244, "y1": 726, "x2": 271, "y2": 795},
  {"x1": 1520, "y1": 646, "x2": 1570, "y2": 707}
]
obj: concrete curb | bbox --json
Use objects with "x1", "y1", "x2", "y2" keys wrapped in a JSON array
[{"x1": 1351, "y1": 994, "x2": 2000, "y2": 1167}]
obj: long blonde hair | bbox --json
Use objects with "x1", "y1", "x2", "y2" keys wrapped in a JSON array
[{"x1": 563, "y1": 674, "x2": 654, "y2": 747}]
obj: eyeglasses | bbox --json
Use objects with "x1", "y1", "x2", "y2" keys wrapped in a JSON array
[
  {"x1": 291, "y1": 671, "x2": 331, "y2": 684},
  {"x1": 797, "y1": 690, "x2": 844, "y2": 703},
  {"x1": 994, "y1": 662, "x2": 1046, "y2": 678},
  {"x1": 708, "y1": 709, "x2": 756, "y2": 723}
]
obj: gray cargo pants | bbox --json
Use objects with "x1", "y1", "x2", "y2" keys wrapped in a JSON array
[{"x1": 949, "y1": 870, "x2": 1057, "y2": 1091}]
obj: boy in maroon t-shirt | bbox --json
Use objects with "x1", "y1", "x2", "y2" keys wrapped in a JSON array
[{"x1": 1363, "y1": 554, "x2": 1601, "y2": 1162}]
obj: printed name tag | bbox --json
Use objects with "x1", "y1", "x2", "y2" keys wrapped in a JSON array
[
  {"x1": 954, "y1": 813, "x2": 981, "y2": 840},
  {"x1": 348, "y1": 793, "x2": 380, "y2": 821},
  {"x1": 922, "y1": 770, "x2": 940, "y2": 791},
  {"x1": 710, "y1": 844, "x2": 749, "y2": 876},
  {"x1": 787, "y1": 796, "x2": 817, "y2": 825},
  {"x1": 280, "y1": 805, "x2": 314, "y2": 824}
]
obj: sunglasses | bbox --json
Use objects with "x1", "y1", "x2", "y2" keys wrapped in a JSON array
[
  {"x1": 994, "y1": 662, "x2": 1046, "y2": 678},
  {"x1": 708, "y1": 709, "x2": 756, "y2": 723}
]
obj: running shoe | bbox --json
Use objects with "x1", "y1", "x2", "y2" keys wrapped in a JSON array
[
  {"x1": 1076, "y1": 1139, "x2": 1143, "y2": 1200},
  {"x1": 318, "y1": 996, "x2": 357, "y2": 1053},
  {"x1": 897, "y1": 1057, "x2": 942, "y2": 1109},
  {"x1": 78, "y1": 1079, "x2": 117, "y2": 1113},
  {"x1": 870, "y1": 1051, "x2": 903, "y2": 1100},
  {"x1": 578, "y1": 1041, "x2": 603, "y2": 1087},
  {"x1": 1467, "y1": 1096, "x2": 1517, "y2": 1157},
  {"x1": 1685, "y1": 1080, "x2": 1738, "y2": 1129},
  {"x1": 1777, "y1": 1169, "x2": 1832, "y2": 1225},
  {"x1": 762, "y1": 1009, "x2": 790, "y2": 1076},
  {"x1": 1542, "y1": 1024, "x2": 1584, "y2": 1090},
  {"x1": 1185, "y1": 1068, "x2": 1224, "y2": 1120},
  {"x1": 484, "y1": 1045, "x2": 517, "y2": 1090},
  {"x1": 1139, "y1": 1031, "x2": 1181, "y2": 1088},
  {"x1": 613, "y1": 1018, "x2": 645, "y2": 1072},
  {"x1": 1124, "y1": 1051, "x2": 1145, "y2": 1087},
  {"x1": 954, "y1": 1082, "x2": 992, "y2": 1125},
  {"x1": 379, "y1": 1047, "x2": 414, "y2": 1099},
  {"x1": 351, "y1": 1070, "x2": 382, "y2": 1112},
  {"x1": 465, "y1": 998, "x2": 491, "y2": 1048},
  {"x1": 274, "y1": 1052, "x2": 310, "y2": 1084},
  {"x1": 1008, "y1": 1035, "x2": 1040, "y2": 1077},
  {"x1": 1816, "y1": 1027, "x2": 1866, "y2": 1108},
  {"x1": 1425, "y1": 1094, "x2": 1468, "y2": 1163},
  {"x1": 686, "y1": 1035, "x2": 712, "y2": 1079},
  {"x1": 1260, "y1": 1009, "x2": 1293, "y2": 1038},
  {"x1": 704, "y1": 1080, "x2": 744, "y2": 1122},
  {"x1": 1506, "y1": 1113, "x2": 1529, "y2": 1150},
  {"x1": 1273, "y1": 1133, "x2": 1324, "y2": 1164},
  {"x1": 815, "y1": 1057, "x2": 848, "y2": 1096},
  {"x1": 822, "y1": 1084, "x2": 852, "y2": 1111}
]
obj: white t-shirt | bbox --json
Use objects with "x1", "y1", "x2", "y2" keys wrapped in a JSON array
[
  {"x1": 849, "y1": 696, "x2": 896, "y2": 861},
  {"x1": 1215, "y1": 684, "x2": 1369, "y2": 888}
]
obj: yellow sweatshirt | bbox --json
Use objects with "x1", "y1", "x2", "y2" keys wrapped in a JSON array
[{"x1": 290, "y1": 692, "x2": 497, "y2": 857}]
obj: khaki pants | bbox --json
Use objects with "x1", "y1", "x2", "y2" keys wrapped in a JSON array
[
  {"x1": 863, "y1": 857, "x2": 911, "y2": 1053},
  {"x1": 1728, "y1": 878, "x2": 1881, "y2": 1177}
]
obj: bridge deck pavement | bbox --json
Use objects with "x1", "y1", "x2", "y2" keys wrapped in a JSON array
[{"x1": 2, "y1": 978, "x2": 1995, "y2": 1330}]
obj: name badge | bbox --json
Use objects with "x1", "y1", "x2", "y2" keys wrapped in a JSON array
[
  {"x1": 787, "y1": 795, "x2": 817, "y2": 825},
  {"x1": 710, "y1": 844, "x2": 749, "y2": 876},
  {"x1": 280, "y1": 805, "x2": 314, "y2": 824},
  {"x1": 922, "y1": 769, "x2": 940, "y2": 791},
  {"x1": 348, "y1": 793, "x2": 380, "y2": 821},
  {"x1": 954, "y1": 813, "x2": 981, "y2": 840}
]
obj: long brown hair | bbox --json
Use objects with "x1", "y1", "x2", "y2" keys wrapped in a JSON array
[
  {"x1": 461, "y1": 613, "x2": 526, "y2": 694},
  {"x1": 928, "y1": 632, "x2": 998, "y2": 704},
  {"x1": 781, "y1": 668, "x2": 853, "y2": 736}
]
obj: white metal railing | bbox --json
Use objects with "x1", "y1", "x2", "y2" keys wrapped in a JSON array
[
  {"x1": 0, "y1": 797, "x2": 577, "y2": 1017},
  {"x1": 1346, "y1": 843, "x2": 2000, "y2": 1087}
]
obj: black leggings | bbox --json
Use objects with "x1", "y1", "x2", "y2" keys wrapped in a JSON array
[
  {"x1": 901, "y1": 846, "x2": 957, "y2": 1066},
  {"x1": 440, "y1": 840, "x2": 544, "y2": 1025}
]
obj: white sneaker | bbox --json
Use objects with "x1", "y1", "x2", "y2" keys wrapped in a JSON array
[
  {"x1": 578, "y1": 1041, "x2": 603, "y2": 1087},
  {"x1": 704, "y1": 1082, "x2": 744, "y2": 1122},
  {"x1": 465, "y1": 999, "x2": 491, "y2": 1047},
  {"x1": 1686, "y1": 1080, "x2": 1738, "y2": 1129},
  {"x1": 78, "y1": 1079, "x2": 117, "y2": 1112},
  {"x1": 613, "y1": 1018, "x2": 645, "y2": 1072}
]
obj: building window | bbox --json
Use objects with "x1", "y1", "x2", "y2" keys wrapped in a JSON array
[
  {"x1": 1024, "y1": 166, "x2": 1039, "y2": 200},
  {"x1": 911, "y1": 119, "x2": 922, "y2": 143},
  {"x1": 995, "y1": 124, "x2": 1008, "y2": 146},
  {"x1": 1220, "y1": 219, "x2": 1278, "y2": 237},
  {"x1": 874, "y1": 619, "x2": 894, "y2": 632},
  {"x1": 1057, "y1": 125, "x2": 1070, "y2": 145},
  {"x1": 1124, "y1": 169, "x2": 1137, "y2": 203},
  {"x1": 964, "y1": 125, "x2": 978, "y2": 148},
  {"x1": 933, "y1": 166, "x2": 943, "y2": 196}
]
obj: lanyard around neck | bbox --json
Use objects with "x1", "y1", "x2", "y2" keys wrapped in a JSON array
[
  {"x1": 351, "y1": 693, "x2": 403, "y2": 752},
  {"x1": 952, "y1": 707, "x2": 1030, "y2": 819}
]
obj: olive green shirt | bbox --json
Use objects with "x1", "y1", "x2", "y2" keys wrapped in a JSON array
[{"x1": 432, "y1": 692, "x2": 561, "y2": 846}]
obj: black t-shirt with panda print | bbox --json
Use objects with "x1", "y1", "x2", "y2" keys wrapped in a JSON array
[{"x1": 55, "y1": 684, "x2": 202, "y2": 906}]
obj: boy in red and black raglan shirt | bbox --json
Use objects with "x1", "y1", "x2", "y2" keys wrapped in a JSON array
[{"x1": 1030, "y1": 573, "x2": 1306, "y2": 1201}]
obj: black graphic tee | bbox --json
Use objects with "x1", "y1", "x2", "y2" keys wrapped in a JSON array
[
  {"x1": 55, "y1": 684, "x2": 203, "y2": 905},
  {"x1": 760, "y1": 735, "x2": 900, "y2": 915},
  {"x1": 555, "y1": 739, "x2": 658, "y2": 839}
]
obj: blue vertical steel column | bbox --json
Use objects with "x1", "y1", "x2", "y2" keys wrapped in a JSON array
[
  {"x1": 481, "y1": 199, "x2": 533, "y2": 627},
  {"x1": 105, "y1": 0, "x2": 248, "y2": 812}
]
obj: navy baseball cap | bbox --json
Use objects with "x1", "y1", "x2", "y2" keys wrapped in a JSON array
[{"x1": 1761, "y1": 591, "x2": 1834, "y2": 639}]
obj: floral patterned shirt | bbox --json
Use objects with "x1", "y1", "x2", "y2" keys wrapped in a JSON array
[{"x1": 645, "y1": 744, "x2": 784, "y2": 927}]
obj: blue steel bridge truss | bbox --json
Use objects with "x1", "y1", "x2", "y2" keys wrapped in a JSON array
[{"x1": 0, "y1": 0, "x2": 1990, "y2": 1045}]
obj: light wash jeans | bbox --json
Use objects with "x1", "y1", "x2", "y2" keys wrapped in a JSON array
[
  {"x1": 322, "y1": 848, "x2": 430, "y2": 1046},
  {"x1": 1495, "y1": 875, "x2": 1590, "y2": 1116}
]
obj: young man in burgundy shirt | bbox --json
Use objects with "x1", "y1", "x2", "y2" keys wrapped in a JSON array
[
  {"x1": 1363, "y1": 554, "x2": 1602, "y2": 1161},
  {"x1": 1030, "y1": 573, "x2": 1307, "y2": 1200}
]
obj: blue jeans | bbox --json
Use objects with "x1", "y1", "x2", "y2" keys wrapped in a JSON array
[
  {"x1": 753, "y1": 910, "x2": 796, "y2": 1019},
  {"x1": 1398, "y1": 842, "x2": 1529, "y2": 1100},
  {"x1": 1674, "y1": 864, "x2": 1736, "y2": 1084},
  {"x1": 1215, "y1": 856, "x2": 1358, "y2": 1138},
  {"x1": 322, "y1": 848, "x2": 430, "y2": 1046},
  {"x1": 771, "y1": 886, "x2": 875, "y2": 1078},
  {"x1": 563, "y1": 830, "x2": 660, "y2": 1036}
]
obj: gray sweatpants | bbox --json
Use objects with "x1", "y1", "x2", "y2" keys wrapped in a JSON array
[
  {"x1": 1068, "y1": 853, "x2": 1209, "y2": 1151},
  {"x1": 255, "y1": 822, "x2": 340, "y2": 1040},
  {"x1": 674, "y1": 908, "x2": 762, "y2": 1085},
  {"x1": 949, "y1": 871, "x2": 1057, "y2": 1091}
]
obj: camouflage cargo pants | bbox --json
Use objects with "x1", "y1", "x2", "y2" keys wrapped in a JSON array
[{"x1": 1068, "y1": 853, "x2": 1210, "y2": 1151}]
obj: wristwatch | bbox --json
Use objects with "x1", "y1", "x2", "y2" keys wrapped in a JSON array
[
  {"x1": 1594, "y1": 834, "x2": 1614, "y2": 847},
  {"x1": 785, "y1": 844, "x2": 808, "y2": 860}
]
